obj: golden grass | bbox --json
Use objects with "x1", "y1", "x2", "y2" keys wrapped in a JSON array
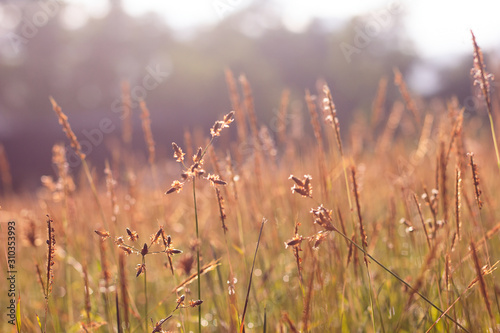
[{"x1": 3, "y1": 35, "x2": 500, "y2": 332}]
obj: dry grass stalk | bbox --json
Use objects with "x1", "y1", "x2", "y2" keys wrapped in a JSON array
[
  {"x1": 450, "y1": 231, "x2": 458, "y2": 254},
  {"x1": 172, "y1": 259, "x2": 221, "y2": 293},
  {"x1": 239, "y1": 74, "x2": 258, "y2": 140},
  {"x1": 99, "y1": 238, "x2": 111, "y2": 293},
  {"x1": 208, "y1": 146, "x2": 222, "y2": 180},
  {"x1": 35, "y1": 263, "x2": 45, "y2": 298},
  {"x1": 282, "y1": 312, "x2": 299, "y2": 333},
  {"x1": 121, "y1": 81, "x2": 132, "y2": 145},
  {"x1": 277, "y1": 89, "x2": 290, "y2": 144},
  {"x1": 183, "y1": 129, "x2": 194, "y2": 165},
  {"x1": 215, "y1": 187, "x2": 228, "y2": 233},
  {"x1": 448, "y1": 99, "x2": 467, "y2": 170},
  {"x1": 259, "y1": 125, "x2": 277, "y2": 161},
  {"x1": 351, "y1": 233, "x2": 360, "y2": 277},
  {"x1": 346, "y1": 233, "x2": 355, "y2": 268},
  {"x1": 301, "y1": 256, "x2": 316, "y2": 332},
  {"x1": 306, "y1": 90, "x2": 324, "y2": 149},
  {"x1": 50, "y1": 97, "x2": 108, "y2": 229},
  {"x1": 224, "y1": 68, "x2": 247, "y2": 143},
  {"x1": 104, "y1": 160, "x2": 119, "y2": 226},
  {"x1": 444, "y1": 252, "x2": 451, "y2": 293},
  {"x1": 225, "y1": 152, "x2": 239, "y2": 201},
  {"x1": 336, "y1": 208, "x2": 349, "y2": 248},
  {"x1": 139, "y1": 100, "x2": 156, "y2": 166},
  {"x1": 471, "y1": 31, "x2": 500, "y2": 173},
  {"x1": 25, "y1": 218, "x2": 39, "y2": 247},
  {"x1": 444, "y1": 112, "x2": 463, "y2": 165},
  {"x1": 118, "y1": 251, "x2": 130, "y2": 330},
  {"x1": 239, "y1": 75, "x2": 262, "y2": 191},
  {"x1": 239, "y1": 218, "x2": 266, "y2": 333},
  {"x1": 377, "y1": 100, "x2": 404, "y2": 153},
  {"x1": 52, "y1": 144, "x2": 75, "y2": 195},
  {"x1": 305, "y1": 90, "x2": 328, "y2": 199},
  {"x1": 285, "y1": 222, "x2": 304, "y2": 283},
  {"x1": 98, "y1": 233, "x2": 112, "y2": 329},
  {"x1": 412, "y1": 193, "x2": 431, "y2": 250},
  {"x1": 468, "y1": 153, "x2": 483, "y2": 209},
  {"x1": 83, "y1": 261, "x2": 91, "y2": 326},
  {"x1": 455, "y1": 166, "x2": 462, "y2": 240},
  {"x1": 322, "y1": 84, "x2": 343, "y2": 156},
  {"x1": 422, "y1": 187, "x2": 438, "y2": 226},
  {"x1": 50, "y1": 97, "x2": 85, "y2": 160},
  {"x1": 371, "y1": 76, "x2": 388, "y2": 127},
  {"x1": 470, "y1": 241, "x2": 494, "y2": 320},
  {"x1": 0, "y1": 143, "x2": 12, "y2": 194},
  {"x1": 45, "y1": 215, "x2": 56, "y2": 300},
  {"x1": 412, "y1": 113, "x2": 433, "y2": 165},
  {"x1": 439, "y1": 140, "x2": 449, "y2": 224},
  {"x1": 351, "y1": 166, "x2": 368, "y2": 251},
  {"x1": 393, "y1": 68, "x2": 420, "y2": 125},
  {"x1": 209, "y1": 147, "x2": 230, "y2": 201}
]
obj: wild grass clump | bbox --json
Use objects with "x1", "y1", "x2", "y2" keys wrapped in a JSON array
[{"x1": 2, "y1": 32, "x2": 500, "y2": 333}]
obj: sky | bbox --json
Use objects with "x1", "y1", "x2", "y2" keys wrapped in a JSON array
[{"x1": 64, "y1": 0, "x2": 500, "y2": 60}]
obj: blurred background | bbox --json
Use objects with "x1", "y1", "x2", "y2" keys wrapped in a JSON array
[{"x1": 0, "y1": 0, "x2": 499, "y2": 191}]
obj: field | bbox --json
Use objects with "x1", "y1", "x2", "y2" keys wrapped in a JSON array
[{"x1": 1, "y1": 39, "x2": 500, "y2": 333}]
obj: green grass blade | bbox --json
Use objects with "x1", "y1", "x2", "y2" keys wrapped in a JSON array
[
  {"x1": 16, "y1": 296, "x2": 21, "y2": 333},
  {"x1": 240, "y1": 218, "x2": 266, "y2": 333}
]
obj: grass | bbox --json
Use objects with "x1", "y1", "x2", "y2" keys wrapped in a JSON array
[{"x1": 1, "y1": 34, "x2": 500, "y2": 332}]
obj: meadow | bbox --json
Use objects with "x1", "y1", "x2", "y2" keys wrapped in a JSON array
[{"x1": 1, "y1": 33, "x2": 500, "y2": 332}]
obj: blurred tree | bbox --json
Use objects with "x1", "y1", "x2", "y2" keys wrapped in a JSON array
[{"x1": 0, "y1": 1, "x2": 431, "y2": 190}]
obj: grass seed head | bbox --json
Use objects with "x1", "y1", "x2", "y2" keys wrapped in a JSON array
[
  {"x1": 141, "y1": 243, "x2": 148, "y2": 256},
  {"x1": 289, "y1": 174, "x2": 313, "y2": 198},
  {"x1": 94, "y1": 230, "x2": 110, "y2": 241},
  {"x1": 136, "y1": 263, "x2": 146, "y2": 277},
  {"x1": 126, "y1": 228, "x2": 139, "y2": 241},
  {"x1": 166, "y1": 180, "x2": 184, "y2": 194},
  {"x1": 172, "y1": 142, "x2": 185, "y2": 162},
  {"x1": 207, "y1": 174, "x2": 227, "y2": 186},
  {"x1": 150, "y1": 226, "x2": 164, "y2": 245}
]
